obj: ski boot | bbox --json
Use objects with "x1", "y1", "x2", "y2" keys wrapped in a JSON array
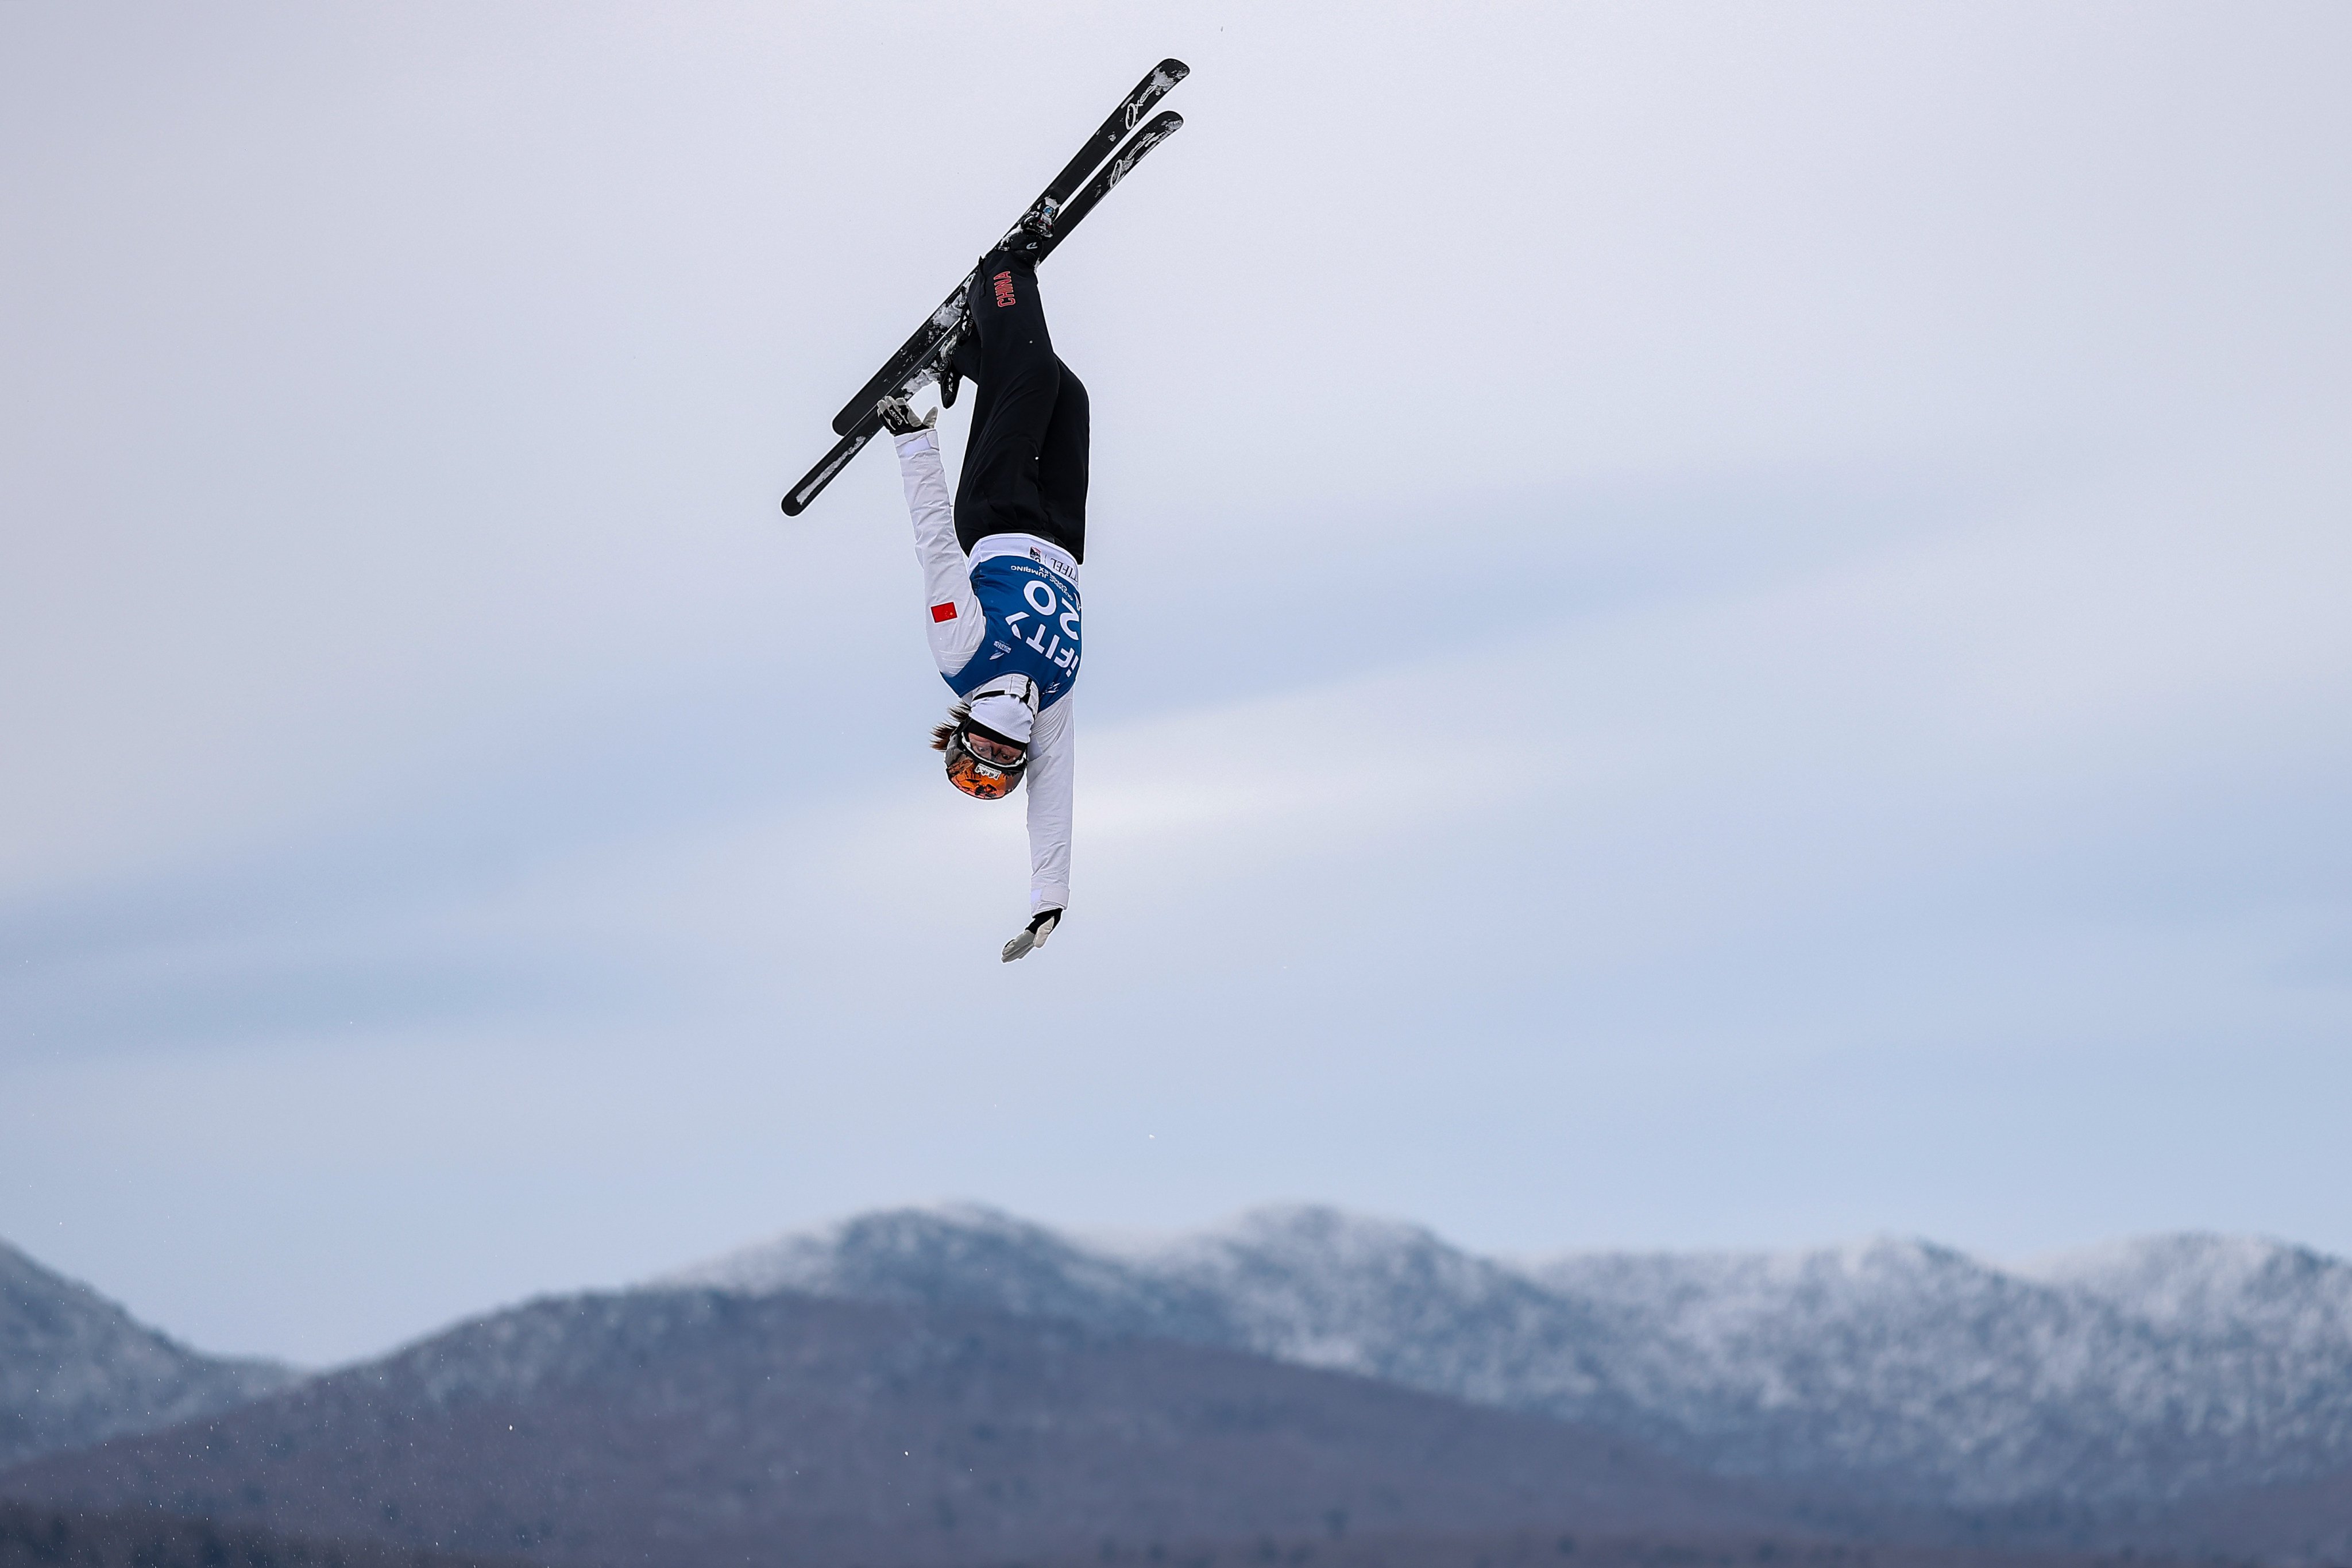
[
  {"x1": 939, "y1": 308, "x2": 984, "y2": 407},
  {"x1": 992, "y1": 204, "x2": 1055, "y2": 269}
]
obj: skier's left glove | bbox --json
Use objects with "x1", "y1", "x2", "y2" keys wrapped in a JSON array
[{"x1": 1002, "y1": 909, "x2": 1061, "y2": 963}]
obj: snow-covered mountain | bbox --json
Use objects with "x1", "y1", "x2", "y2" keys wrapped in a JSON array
[
  {"x1": 1147, "y1": 1208, "x2": 1632, "y2": 1416},
  {"x1": 1534, "y1": 1235, "x2": 2352, "y2": 1506},
  {"x1": 666, "y1": 1206, "x2": 1629, "y2": 1418},
  {"x1": 672, "y1": 1206, "x2": 2352, "y2": 1511},
  {"x1": 0, "y1": 1241, "x2": 297, "y2": 1469},
  {"x1": 0, "y1": 1287, "x2": 1776, "y2": 1568},
  {"x1": 669, "y1": 1203, "x2": 1233, "y2": 1341}
]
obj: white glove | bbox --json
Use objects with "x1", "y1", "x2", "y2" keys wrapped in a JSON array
[{"x1": 1001, "y1": 909, "x2": 1061, "y2": 963}]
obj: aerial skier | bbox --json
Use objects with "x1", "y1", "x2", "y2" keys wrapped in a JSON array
[
  {"x1": 877, "y1": 218, "x2": 1086, "y2": 964},
  {"x1": 774, "y1": 62, "x2": 1185, "y2": 962}
]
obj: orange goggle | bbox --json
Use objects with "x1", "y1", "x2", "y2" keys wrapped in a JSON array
[{"x1": 944, "y1": 733, "x2": 1024, "y2": 800}]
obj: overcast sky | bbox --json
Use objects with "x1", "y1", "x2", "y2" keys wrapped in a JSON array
[{"x1": 3, "y1": 1, "x2": 2349, "y2": 1368}]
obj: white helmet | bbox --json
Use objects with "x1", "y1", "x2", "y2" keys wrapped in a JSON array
[{"x1": 931, "y1": 676, "x2": 1040, "y2": 801}]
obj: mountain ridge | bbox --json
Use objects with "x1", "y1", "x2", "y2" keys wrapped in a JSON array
[
  {"x1": 0, "y1": 1241, "x2": 298, "y2": 1472},
  {"x1": 667, "y1": 1204, "x2": 2352, "y2": 1511},
  {"x1": 0, "y1": 1285, "x2": 1782, "y2": 1568},
  {"x1": 13, "y1": 1205, "x2": 2349, "y2": 1550}
]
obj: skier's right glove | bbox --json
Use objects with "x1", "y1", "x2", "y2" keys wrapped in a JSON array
[
  {"x1": 876, "y1": 396, "x2": 937, "y2": 437},
  {"x1": 1001, "y1": 909, "x2": 1061, "y2": 963}
]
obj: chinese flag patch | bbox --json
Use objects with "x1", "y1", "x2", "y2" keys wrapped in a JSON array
[{"x1": 930, "y1": 603, "x2": 958, "y2": 623}]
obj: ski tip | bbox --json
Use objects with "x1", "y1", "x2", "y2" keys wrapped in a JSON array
[
  {"x1": 1160, "y1": 57, "x2": 1190, "y2": 80},
  {"x1": 1121, "y1": 109, "x2": 1182, "y2": 150},
  {"x1": 781, "y1": 495, "x2": 804, "y2": 517}
]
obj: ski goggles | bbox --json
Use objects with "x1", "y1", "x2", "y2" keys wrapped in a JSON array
[
  {"x1": 944, "y1": 731, "x2": 1025, "y2": 800},
  {"x1": 961, "y1": 729, "x2": 1028, "y2": 767}
]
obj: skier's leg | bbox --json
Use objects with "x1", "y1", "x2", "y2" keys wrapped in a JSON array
[
  {"x1": 954, "y1": 250, "x2": 1063, "y2": 553},
  {"x1": 1034, "y1": 357, "x2": 1090, "y2": 563}
]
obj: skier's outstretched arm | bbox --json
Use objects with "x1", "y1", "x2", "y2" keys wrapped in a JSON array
[
  {"x1": 894, "y1": 425, "x2": 982, "y2": 670},
  {"x1": 1002, "y1": 695, "x2": 1073, "y2": 961}
]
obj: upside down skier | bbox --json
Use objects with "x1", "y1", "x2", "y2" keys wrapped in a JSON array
[{"x1": 878, "y1": 217, "x2": 1087, "y2": 963}]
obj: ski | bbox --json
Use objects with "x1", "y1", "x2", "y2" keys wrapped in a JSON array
[
  {"x1": 778, "y1": 419, "x2": 881, "y2": 520},
  {"x1": 828, "y1": 58, "x2": 1188, "y2": 439},
  {"x1": 1035, "y1": 108, "x2": 1185, "y2": 261},
  {"x1": 780, "y1": 106, "x2": 1185, "y2": 517}
]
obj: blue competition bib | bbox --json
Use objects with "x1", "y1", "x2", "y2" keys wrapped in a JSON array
[{"x1": 944, "y1": 552, "x2": 1082, "y2": 708}]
